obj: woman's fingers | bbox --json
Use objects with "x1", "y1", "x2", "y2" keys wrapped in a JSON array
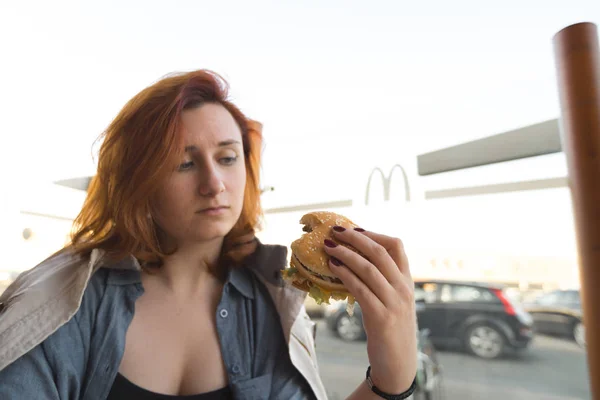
[
  {"x1": 327, "y1": 256, "x2": 385, "y2": 314},
  {"x1": 324, "y1": 237, "x2": 396, "y2": 307},
  {"x1": 357, "y1": 229, "x2": 411, "y2": 277},
  {"x1": 330, "y1": 226, "x2": 406, "y2": 287}
]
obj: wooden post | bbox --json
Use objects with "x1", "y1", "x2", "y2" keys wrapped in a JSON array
[{"x1": 553, "y1": 22, "x2": 600, "y2": 399}]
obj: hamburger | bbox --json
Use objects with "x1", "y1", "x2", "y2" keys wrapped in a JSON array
[{"x1": 282, "y1": 211, "x2": 358, "y2": 314}]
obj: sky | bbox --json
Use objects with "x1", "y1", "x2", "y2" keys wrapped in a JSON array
[{"x1": 0, "y1": 0, "x2": 599, "y2": 265}]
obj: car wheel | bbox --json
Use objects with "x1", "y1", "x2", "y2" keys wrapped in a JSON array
[
  {"x1": 335, "y1": 314, "x2": 364, "y2": 341},
  {"x1": 573, "y1": 321, "x2": 586, "y2": 347},
  {"x1": 465, "y1": 324, "x2": 505, "y2": 359}
]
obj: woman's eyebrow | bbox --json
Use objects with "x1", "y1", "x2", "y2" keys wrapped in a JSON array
[{"x1": 184, "y1": 140, "x2": 241, "y2": 153}]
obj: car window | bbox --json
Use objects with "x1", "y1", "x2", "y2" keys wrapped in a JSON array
[
  {"x1": 441, "y1": 284, "x2": 497, "y2": 302},
  {"x1": 415, "y1": 282, "x2": 438, "y2": 303},
  {"x1": 537, "y1": 291, "x2": 562, "y2": 306},
  {"x1": 563, "y1": 290, "x2": 581, "y2": 305}
]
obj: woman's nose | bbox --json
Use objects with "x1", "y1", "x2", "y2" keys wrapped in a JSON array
[{"x1": 198, "y1": 169, "x2": 225, "y2": 196}]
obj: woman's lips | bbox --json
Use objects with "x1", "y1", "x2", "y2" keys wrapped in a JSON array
[{"x1": 197, "y1": 206, "x2": 229, "y2": 216}]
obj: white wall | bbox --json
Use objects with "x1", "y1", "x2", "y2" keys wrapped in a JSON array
[{"x1": 258, "y1": 175, "x2": 580, "y2": 290}]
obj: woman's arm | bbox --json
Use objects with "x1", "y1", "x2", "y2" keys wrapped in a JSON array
[
  {"x1": 0, "y1": 342, "x2": 61, "y2": 399},
  {"x1": 0, "y1": 317, "x2": 86, "y2": 399},
  {"x1": 269, "y1": 332, "x2": 319, "y2": 400},
  {"x1": 346, "y1": 378, "x2": 414, "y2": 400},
  {"x1": 323, "y1": 227, "x2": 418, "y2": 399}
]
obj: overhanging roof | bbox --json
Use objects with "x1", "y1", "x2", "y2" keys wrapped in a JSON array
[
  {"x1": 417, "y1": 119, "x2": 562, "y2": 176},
  {"x1": 54, "y1": 176, "x2": 93, "y2": 191}
]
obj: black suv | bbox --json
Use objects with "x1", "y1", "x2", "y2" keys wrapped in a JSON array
[
  {"x1": 325, "y1": 280, "x2": 534, "y2": 359},
  {"x1": 523, "y1": 289, "x2": 585, "y2": 347},
  {"x1": 414, "y1": 280, "x2": 534, "y2": 359}
]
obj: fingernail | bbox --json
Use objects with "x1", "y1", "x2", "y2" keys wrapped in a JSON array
[
  {"x1": 354, "y1": 227, "x2": 366, "y2": 232},
  {"x1": 324, "y1": 239, "x2": 338, "y2": 248},
  {"x1": 333, "y1": 226, "x2": 346, "y2": 233},
  {"x1": 330, "y1": 257, "x2": 344, "y2": 266}
]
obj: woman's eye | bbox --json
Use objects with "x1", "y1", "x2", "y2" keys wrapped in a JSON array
[
  {"x1": 220, "y1": 156, "x2": 238, "y2": 166},
  {"x1": 178, "y1": 161, "x2": 194, "y2": 171}
]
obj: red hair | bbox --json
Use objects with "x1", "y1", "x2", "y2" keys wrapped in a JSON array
[{"x1": 70, "y1": 70, "x2": 263, "y2": 267}]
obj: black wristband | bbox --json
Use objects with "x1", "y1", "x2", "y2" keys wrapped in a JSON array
[{"x1": 366, "y1": 366, "x2": 417, "y2": 400}]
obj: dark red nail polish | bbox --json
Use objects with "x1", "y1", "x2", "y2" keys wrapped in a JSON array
[
  {"x1": 330, "y1": 257, "x2": 344, "y2": 266},
  {"x1": 333, "y1": 226, "x2": 346, "y2": 233},
  {"x1": 354, "y1": 227, "x2": 366, "y2": 232},
  {"x1": 324, "y1": 239, "x2": 338, "y2": 248}
]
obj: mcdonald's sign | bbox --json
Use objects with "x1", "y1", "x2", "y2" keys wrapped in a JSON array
[{"x1": 364, "y1": 164, "x2": 411, "y2": 205}]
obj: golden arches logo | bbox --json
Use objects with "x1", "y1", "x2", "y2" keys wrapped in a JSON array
[{"x1": 364, "y1": 164, "x2": 411, "y2": 205}]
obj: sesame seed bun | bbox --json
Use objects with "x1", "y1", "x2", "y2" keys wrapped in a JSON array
[{"x1": 288, "y1": 211, "x2": 359, "y2": 294}]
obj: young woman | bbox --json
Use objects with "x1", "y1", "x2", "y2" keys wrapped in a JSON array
[{"x1": 0, "y1": 70, "x2": 417, "y2": 399}]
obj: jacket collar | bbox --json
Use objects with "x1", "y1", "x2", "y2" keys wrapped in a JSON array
[{"x1": 96, "y1": 240, "x2": 287, "y2": 300}]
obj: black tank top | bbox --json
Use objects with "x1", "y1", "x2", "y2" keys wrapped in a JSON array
[{"x1": 107, "y1": 373, "x2": 233, "y2": 400}]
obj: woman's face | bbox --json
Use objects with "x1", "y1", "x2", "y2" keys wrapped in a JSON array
[{"x1": 152, "y1": 103, "x2": 247, "y2": 247}]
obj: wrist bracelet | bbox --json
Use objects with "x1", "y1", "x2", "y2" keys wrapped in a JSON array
[{"x1": 366, "y1": 366, "x2": 417, "y2": 400}]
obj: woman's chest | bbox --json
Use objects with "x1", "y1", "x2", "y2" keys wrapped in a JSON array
[{"x1": 118, "y1": 292, "x2": 229, "y2": 396}]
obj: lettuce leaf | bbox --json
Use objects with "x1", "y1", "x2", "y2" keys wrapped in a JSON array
[
  {"x1": 331, "y1": 292, "x2": 348, "y2": 301},
  {"x1": 310, "y1": 285, "x2": 339, "y2": 305},
  {"x1": 308, "y1": 285, "x2": 322, "y2": 304},
  {"x1": 281, "y1": 268, "x2": 348, "y2": 305},
  {"x1": 280, "y1": 267, "x2": 298, "y2": 281}
]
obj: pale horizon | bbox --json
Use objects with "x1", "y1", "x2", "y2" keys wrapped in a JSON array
[{"x1": 0, "y1": 1, "x2": 596, "y2": 281}]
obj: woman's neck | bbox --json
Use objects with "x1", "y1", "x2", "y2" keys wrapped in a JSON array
[{"x1": 145, "y1": 237, "x2": 225, "y2": 299}]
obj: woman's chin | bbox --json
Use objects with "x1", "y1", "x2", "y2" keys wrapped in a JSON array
[{"x1": 191, "y1": 224, "x2": 234, "y2": 243}]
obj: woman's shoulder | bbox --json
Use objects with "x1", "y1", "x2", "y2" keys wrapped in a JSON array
[
  {"x1": 0, "y1": 248, "x2": 140, "y2": 372},
  {"x1": 0, "y1": 248, "x2": 95, "y2": 371},
  {"x1": 73, "y1": 267, "x2": 110, "y2": 324},
  {"x1": 246, "y1": 241, "x2": 289, "y2": 285}
]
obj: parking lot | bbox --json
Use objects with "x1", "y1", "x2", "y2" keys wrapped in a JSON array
[{"x1": 314, "y1": 318, "x2": 591, "y2": 400}]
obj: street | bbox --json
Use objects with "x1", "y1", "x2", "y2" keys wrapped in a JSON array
[{"x1": 314, "y1": 319, "x2": 591, "y2": 400}]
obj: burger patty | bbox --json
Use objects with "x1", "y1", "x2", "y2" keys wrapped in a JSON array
[{"x1": 293, "y1": 254, "x2": 343, "y2": 285}]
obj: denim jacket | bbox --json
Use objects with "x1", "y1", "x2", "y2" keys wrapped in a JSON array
[{"x1": 0, "y1": 243, "x2": 327, "y2": 400}]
